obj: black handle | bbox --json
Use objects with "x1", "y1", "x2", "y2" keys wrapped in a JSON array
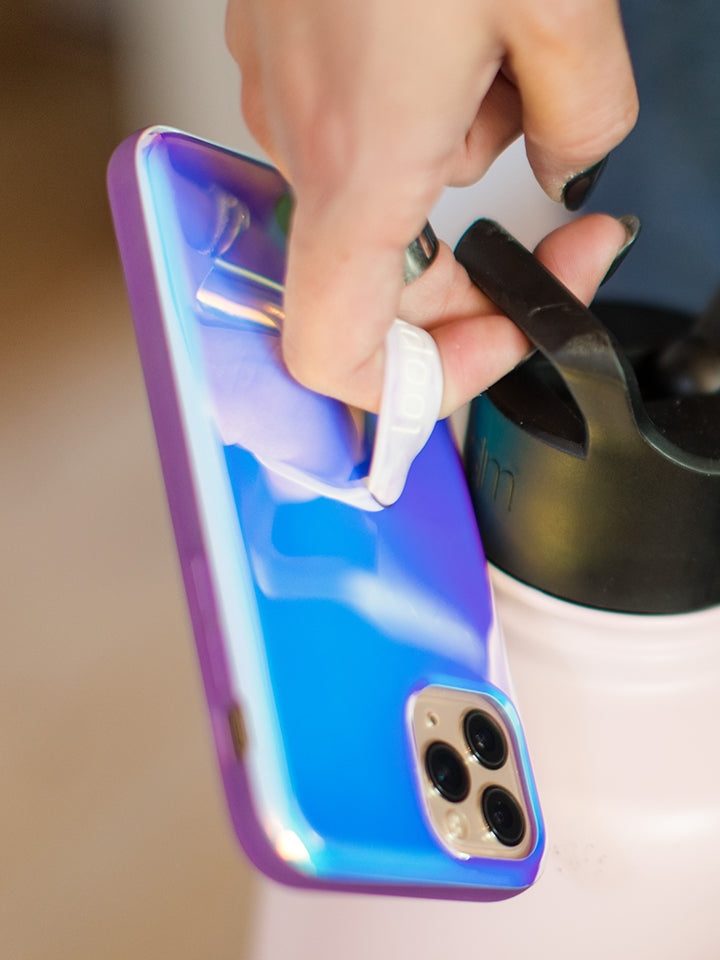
[
  {"x1": 455, "y1": 220, "x2": 650, "y2": 453},
  {"x1": 456, "y1": 219, "x2": 720, "y2": 613}
]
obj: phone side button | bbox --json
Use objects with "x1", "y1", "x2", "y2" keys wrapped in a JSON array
[{"x1": 227, "y1": 703, "x2": 247, "y2": 759}]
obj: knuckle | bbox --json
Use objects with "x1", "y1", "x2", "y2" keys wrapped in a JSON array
[
  {"x1": 577, "y1": 91, "x2": 639, "y2": 159},
  {"x1": 511, "y1": 0, "x2": 639, "y2": 155},
  {"x1": 529, "y1": 79, "x2": 639, "y2": 173},
  {"x1": 616, "y1": 86, "x2": 640, "y2": 136}
]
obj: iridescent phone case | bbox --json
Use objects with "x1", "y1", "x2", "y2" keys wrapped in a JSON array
[{"x1": 107, "y1": 127, "x2": 544, "y2": 900}]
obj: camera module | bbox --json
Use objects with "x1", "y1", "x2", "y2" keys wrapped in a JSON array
[
  {"x1": 464, "y1": 709, "x2": 507, "y2": 769},
  {"x1": 425, "y1": 742, "x2": 470, "y2": 803},
  {"x1": 481, "y1": 786, "x2": 526, "y2": 846}
]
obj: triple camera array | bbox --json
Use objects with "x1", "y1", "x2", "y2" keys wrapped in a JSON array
[{"x1": 424, "y1": 709, "x2": 526, "y2": 847}]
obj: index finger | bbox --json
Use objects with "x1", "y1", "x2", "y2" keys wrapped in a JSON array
[{"x1": 281, "y1": 171, "x2": 440, "y2": 412}]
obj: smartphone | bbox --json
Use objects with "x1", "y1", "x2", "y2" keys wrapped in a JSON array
[{"x1": 107, "y1": 127, "x2": 544, "y2": 900}]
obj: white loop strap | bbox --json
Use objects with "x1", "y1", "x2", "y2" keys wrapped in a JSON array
[{"x1": 366, "y1": 319, "x2": 444, "y2": 507}]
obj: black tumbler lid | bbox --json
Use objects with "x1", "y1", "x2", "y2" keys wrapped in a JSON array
[{"x1": 455, "y1": 220, "x2": 720, "y2": 615}]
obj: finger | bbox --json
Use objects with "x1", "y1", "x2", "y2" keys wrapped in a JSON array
[
  {"x1": 503, "y1": 0, "x2": 638, "y2": 205},
  {"x1": 444, "y1": 72, "x2": 523, "y2": 187},
  {"x1": 433, "y1": 214, "x2": 632, "y2": 415},
  {"x1": 399, "y1": 241, "x2": 495, "y2": 328},
  {"x1": 281, "y1": 159, "x2": 446, "y2": 412}
]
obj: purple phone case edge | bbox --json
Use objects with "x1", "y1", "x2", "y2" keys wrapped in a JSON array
[{"x1": 106, "y1": 128, "x2": 532, "y2": 902}]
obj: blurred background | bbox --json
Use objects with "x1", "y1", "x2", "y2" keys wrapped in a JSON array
[
  {"x1": 1, "y1": 3, "x2": 562, "y2": 958},
  {"x1": 2, "y1": 4, "x2": 259, "y2": 958}
]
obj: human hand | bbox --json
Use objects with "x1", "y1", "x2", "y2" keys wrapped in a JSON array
[{"x1": 226, "y1": 0, "x2": 638, "y2": 416}]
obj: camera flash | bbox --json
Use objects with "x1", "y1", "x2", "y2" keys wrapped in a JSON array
[{"x1": 445, "y1": 811, "x2": 468, "y2": 841}]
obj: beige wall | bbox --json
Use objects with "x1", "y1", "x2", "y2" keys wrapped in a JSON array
[
  {"x1": 110, "y1": 0, "x2": 263, "y2": 158},
  {"x1": 1, "y1": 18, "x2": 257, "y2": 959}
]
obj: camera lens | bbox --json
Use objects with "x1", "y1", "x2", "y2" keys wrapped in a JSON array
[
  {"x1": 463, "y1": 710, "x2": 507, "y2": 769},
  {"x1": 481, "y1": 786, "x2": 526, "y2": 847},
  {"x1": 425, "y1": 742, "x2": 470, "y2": 803}
]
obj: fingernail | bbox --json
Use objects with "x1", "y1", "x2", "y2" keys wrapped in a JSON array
[
  {"x1": 403, "y1": 222, "x2": 439, "y2": 284},
  {"x1": 366, "y1": 320, "x2": 443, "y2": 506},
  {"x1": 562, "y1": 157, "x2": 608, "y2": 211},
  {"x1": 600, "y1": 214, "x2": 642, "y2": 286}
]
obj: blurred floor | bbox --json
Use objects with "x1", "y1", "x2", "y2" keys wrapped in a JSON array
[{"x1": 1, "y1": 18, "x2": 256, "y2": 960}]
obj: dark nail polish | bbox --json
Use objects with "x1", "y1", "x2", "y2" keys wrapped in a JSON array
[
  {"x1": 600, "y1": 214, "x2": 642, "y2": 287},
  {"x1": 562, "y1": 157, "x2": 608, "y2": 211}
]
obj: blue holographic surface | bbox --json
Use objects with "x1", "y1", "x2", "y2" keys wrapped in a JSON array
[{"x1": 128, "y1": 129, "x2": 543, "y2": 893}]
